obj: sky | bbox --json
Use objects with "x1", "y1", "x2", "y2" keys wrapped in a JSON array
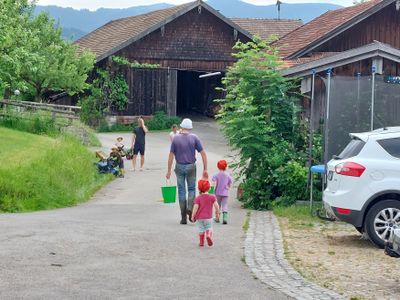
[{"x1": 36, "y1": 0, "x2": 354, "y2": 10}]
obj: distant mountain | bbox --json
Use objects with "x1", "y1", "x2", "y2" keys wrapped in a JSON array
[
  {"x1": 35, "y1": 3, "x2": 173, "y2": 35},
  {"x1": 34, "y1": 1, "x2": 343, "y2": 41},
  {"x1": 62, "y1": 27, "x2": 87, "y2": 41},
  {"x1": 206, "y1": 0, "x2": 342, "y2": 21}
]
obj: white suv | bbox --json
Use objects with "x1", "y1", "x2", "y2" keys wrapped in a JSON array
[{"x1": 324, "y1": 127, "x2": 400, "y2": 248}]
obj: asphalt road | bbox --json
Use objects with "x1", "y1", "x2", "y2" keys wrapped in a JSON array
[{"x1": 0, "y1": 120, "x2": 288, "y2": 300}]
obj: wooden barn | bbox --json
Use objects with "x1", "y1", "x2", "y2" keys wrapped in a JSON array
[
  {"x1": 76, "y1": 0, "x2": 301, "y2": 117},
  {"x1": 275, "y1": 0, "x2": 400, "y2": 159},
  {"x1": 278, "y1": 0, "x2": 400, "y2": 127}
]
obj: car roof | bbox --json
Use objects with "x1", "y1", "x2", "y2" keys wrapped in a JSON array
[{"x1": 350, "y1": 127, "x2": 400, "y2": 142}]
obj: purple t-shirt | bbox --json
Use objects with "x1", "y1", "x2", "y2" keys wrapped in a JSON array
[
  {"x1": 170, "y1": 133, "x2": 203, "y2": 164},
  {"x1": 212, "y1": 171, "x2": 232, "y2": 197},
  {"x1": 195, "y1": 194, "x2": 217, "y2": 220}
]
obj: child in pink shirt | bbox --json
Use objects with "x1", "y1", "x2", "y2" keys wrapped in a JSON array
[
  {"x1": 191, "y1": 180, "x2": 220, "y2": 247},
  {"x1": 212, "y1": 160, "x2": 232, "y2": 224}
]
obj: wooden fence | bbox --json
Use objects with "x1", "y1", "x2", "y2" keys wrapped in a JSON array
[{"x1": 0, "y1": 99, "x2": 81, "y2": 122}]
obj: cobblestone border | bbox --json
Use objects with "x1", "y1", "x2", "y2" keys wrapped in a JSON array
[{"x1": 244, "y1": 211, "x2": 345, "y2": 300}]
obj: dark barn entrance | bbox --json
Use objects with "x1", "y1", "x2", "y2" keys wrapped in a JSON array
[{"x1": 177, "y1": 70, "x2": 223, "y2": 116}]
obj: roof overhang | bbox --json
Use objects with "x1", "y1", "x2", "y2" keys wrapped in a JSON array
[
  {"x1": 287, "y1": 0, "x2": 396, "y2": 59},
  {"x1": 95, "y1": 0, "x2": 253, "y2": 62},
  {"x1": 282, "y1": 41, "x2": 400, "y2": 77}
]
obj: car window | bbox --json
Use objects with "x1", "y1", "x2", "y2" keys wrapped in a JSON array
[
  {"x1": 377, "y1": 138, "x2": 400, "y2": 158},
  {"x1": 337, "y1": 138, "x2": 365, "y2": 159}
]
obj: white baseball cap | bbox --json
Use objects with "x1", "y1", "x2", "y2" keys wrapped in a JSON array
[{"x1": 180, "y1": 118, "x2": 193, "y2": 129}]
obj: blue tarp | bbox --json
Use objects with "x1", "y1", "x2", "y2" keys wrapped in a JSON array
[{"x1": 310, "y1": 164, "x2": 326, "y2": 174}]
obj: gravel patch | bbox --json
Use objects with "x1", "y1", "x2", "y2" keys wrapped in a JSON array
[
  {"x1": 245, "y1": 211, "x2": 344, "y2": 300},
  {"x1": 277, "y1": 217, "x2": 400, "y2": 299}
]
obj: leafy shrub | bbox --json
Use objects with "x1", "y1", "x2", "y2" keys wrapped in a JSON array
[
  {"x1": 79, "y1": 68, "x2": 128, "y2": 127},
  {"x1": 274, "y1": 161, "x2": 308, "y2": 203},
  {"x1": 0, "y1": 111, "x2": 58, "y2": 136},
  {"x1": 217, "y1": 37, "x2": 308, "y2": 209},
  {"x1": 146, "y1": 111, "x2": 181, "y2": 131},
  {"x1": 79, "y1": 95, "x2": 104, "y2": 127}
]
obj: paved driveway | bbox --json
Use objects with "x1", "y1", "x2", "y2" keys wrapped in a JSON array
[{"x1": 0, "y1": 121, "x2": 288, "y2": 299}]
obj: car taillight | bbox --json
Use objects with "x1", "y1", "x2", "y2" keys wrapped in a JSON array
[
  {"x1": 336, "y1": 207, "x2": 352, "y2": 215},
  {"x1": 335, "y1": 162, "x2": 365, "y2": 177}
]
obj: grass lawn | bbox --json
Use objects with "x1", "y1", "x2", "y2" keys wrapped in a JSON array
[
  {"x1": 273, "y1": 203, "x2": 324, "y2": 229},
  {"x1": 0, "y1": 127, "x2": 111, "y2": 212}
]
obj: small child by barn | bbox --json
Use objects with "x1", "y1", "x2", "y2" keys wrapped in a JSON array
[
  {"x1": 212, "y1": 160, "x2": 232, "y2": 224},
  {"x1": 191, "y1": 180, "x2": 220, "y2": 247},
  {"x1": 109, "y1": 146, "x2": 125, "y2": 178}
]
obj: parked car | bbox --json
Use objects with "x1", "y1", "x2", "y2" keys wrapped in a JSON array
[{"x1": 324, "y1": 127, "x2": 400, "y2": 248}]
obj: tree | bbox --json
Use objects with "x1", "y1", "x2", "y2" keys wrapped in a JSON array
[
  {"x1": 0, "y1": 0, "x2": 95, "y2": 101},
  {"x1": 0, "y1": 0, "x2": 33, "y2": 96},
  {"x1": 217, "y1": 37, "x2": 307, "y2": 209},
  {"x1": 353, "y1": 0, "x2": 369, "y2": 4},
  {"x1": 19, "y1": 13, "x2": 95, "y2": 101}
]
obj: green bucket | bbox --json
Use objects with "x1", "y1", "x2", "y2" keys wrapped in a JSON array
[
  {"x1": 209, "y1": 186, "x2": 215, "y2": 194},
  {"x1": 161, "y1": 184, "x2": 176, "y2": 203}
]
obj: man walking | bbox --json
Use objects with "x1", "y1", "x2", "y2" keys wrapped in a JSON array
[
  {"x1": 166, "y1": 118, "x2": 208, "y2": 224},
  {"x1": 131, "y1": 117, "x2": 148, "y2": 171}
]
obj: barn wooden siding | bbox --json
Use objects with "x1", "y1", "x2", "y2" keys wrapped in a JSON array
[
  {"x1": 315, "y1": 4, "x2": 400, "y2": 53},
  {"x1": 110, "y1": 67, "x2": 177, "y2": 116},
  {"x1": 114, "y1": 8, "x2": 249, "y2": 72}
]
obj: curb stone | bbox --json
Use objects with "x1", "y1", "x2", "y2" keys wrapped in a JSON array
[{"x1": 244, "y1": 211, "x2": 345, "y2": 300}]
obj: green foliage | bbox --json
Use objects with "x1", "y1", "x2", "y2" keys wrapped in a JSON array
[
  {"x1": 98, "y1": 122, "x2": 132, "y2": 133},
  {"x1": 108, "y1": 75, "x2": 129, "y2": 111},
  {"x1": 79, "y1": 96, "x2": 104, "y2": 127},
  {"x1": 0, "y1": 127, "x2": 111, "y2": 212},
  {"x1": 274, "y1": 161, "x2": 308, "y2": 204},
  {"x1": 0, "y1": 0, "x2": 95, "y2": 100},
  {"x1": 79, "y1": 68, "x2": 129, "y2": 127},
  {"x1": 0, "y1": 109, "x2": 100, "y2": 146},
  {"x1": 0, "y1": 0, "x2": 33, "y2": 94},
  {"x1": 112, "y1": 56, "x2": 160, "y2": 69},
  {"x1": 0, "y1": 111, "x2": 59, "y2": 136},
  {"x1": 146, "y1": 111, "x2": 181, "y2": 131},
  {"x1": 217, "y1": 37, "x2": 307, "y2": 209}
]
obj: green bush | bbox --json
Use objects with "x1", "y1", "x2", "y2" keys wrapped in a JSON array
[
  {"x1": 0, "y1": 127, "x2": 111, "y2": 212},
  {"x1": 79, "y1": 95, "x2": 104, "y2": 127},
  {"x1": 0, "y1": 111, "x2": 58, "y2": 136},
  {"x1": 0, "y1": 110, "x2": 100, "y2": 146},
  {"x1": 274, "y1": 161, "x2": 308, "y2": 204},
  {"x1": 217, "y1": 38, "x2": 307, "y2": 210},
  {"x1": 145, "y1": 111, "x2": 181, "y2": 131}
]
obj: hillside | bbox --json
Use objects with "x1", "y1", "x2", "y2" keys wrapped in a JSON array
[
  {"x1": 0, "y1": 127, "x2": 110, "y2": 212},
  {"x1": 35, "y1": 1, "x2": 342, "y2": 41}
]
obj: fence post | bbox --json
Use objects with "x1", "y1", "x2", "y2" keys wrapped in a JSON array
[
  {"x1": 371, "y1": 65, "x2": 376, "y2": 131},
  {"x1": 323, "y1": 68, "x2": 332, "y2": 165}
]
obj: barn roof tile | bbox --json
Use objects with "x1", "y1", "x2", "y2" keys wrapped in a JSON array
[
  {"x1": 276, "y1": 0, "x2": 394, "y2": 59},
  {"x1": 75, "y1": 1, "x2": 255, "y2": 62},
  {"x1": 230, "y1": 18, "x2": 302, "y2": 40}
]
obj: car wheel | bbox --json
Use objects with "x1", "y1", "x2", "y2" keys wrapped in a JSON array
[{"x1": 364, "y1": 200, "x2": 400, "y2": 248}]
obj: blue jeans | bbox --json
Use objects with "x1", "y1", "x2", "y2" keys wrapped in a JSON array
[{"x1": 175, "y1": 163, "x2": 196, "y2": 210}]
